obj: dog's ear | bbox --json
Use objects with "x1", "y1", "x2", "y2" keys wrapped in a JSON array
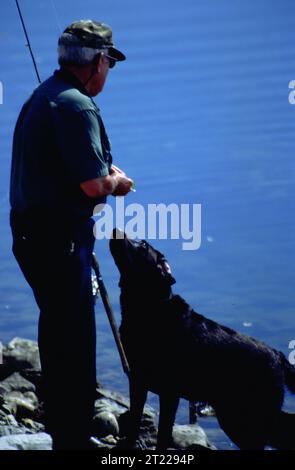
[{"x1": 157, "y1": 258, "x2": 176, "y2": 286}]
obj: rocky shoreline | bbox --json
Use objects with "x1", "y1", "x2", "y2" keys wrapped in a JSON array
[{"x1": 0, "y1": 337, "x2": 215, "y2": 451}]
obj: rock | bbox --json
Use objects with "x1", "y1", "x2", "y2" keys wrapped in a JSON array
[
  {"x1": 96, "y1": 388, "x2": 156, "y2": 416},
  {"x1": 95, "y1": 397, "x2": 127, "y2": 418},
  {"x1": 100, "y1": 435, "x2": 118, "y2": 445},
  {"x1": 2, "y1": 338, "x2": 41, "y2": 377},
  {"x1": 96, "y1": 387, "x2": 130, "y2": 409},
  {"x1": 0, "y1": 409, "x2": 10, "y2": 424},
  {"x1": 94, "y1": 389, "x2": 157, "y2": 446},
  {"x1": 16, "y1": 402, "x2": 37, "y2": 422},
  {"x1": 2, "y1": 414, "x2": 18, "y2": 427},
  {"x1": 23, "y1": 391, "x2": 39, "y2": 408},
  {"x1": 3, "y1": 391, "x2": 37, "y2": 420},
  {"x1": 0, "y1": 373, "x2": 36, "y2": 396},
  {"x1": 20, "y1": 419, "x2": 44, "y2": 433},
  {"x1": 0, "y1": 419, "x2": 44, "y2": 438},
  {"x1": 89, "y1": 436, "x2": 113, "y2": 449},
  {"x1": 0, "y1": 425, "x2": 27, "y2": 437},
  {"x1": 93, "y1": 411, "x2": 119, "y2": 437},
  {"x1": 0, "y1": 413, "x2": 23, "y2": 436},
  {"x1": 172, "y1": 424, "x2": 215, "y2": 450},
  {"x1": 0, "y1": 432, "x2": 52, "y2": 450},
  {"x1": 20, "y1": 370, "x2": 43, "y2": 389},
  {"x1": 95, "y1": 388, "x2": 156, "y2": 419},
  {"x1": 0, "y1": 339, "x2": 215, "y2": 451},
  {"x1": 1, "y1": 400, "x2": 17, "y2": 416}
]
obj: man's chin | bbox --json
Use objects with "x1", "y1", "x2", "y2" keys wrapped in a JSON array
[{"x1": 90, "y1": 85, "x2": 104, "y2": 96}]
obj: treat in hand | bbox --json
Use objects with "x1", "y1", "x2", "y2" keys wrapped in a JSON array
[
  {"x1": 111, "y1": 164, "x2": 125, "y2": 175},
  {"x1": 111, "y1": 164, "x2": 136, "y2": 192}
]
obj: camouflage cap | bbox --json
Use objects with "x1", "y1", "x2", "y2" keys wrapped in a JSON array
[{"x1": 58, "y1": 20, "x2": 126, "y2": 62}]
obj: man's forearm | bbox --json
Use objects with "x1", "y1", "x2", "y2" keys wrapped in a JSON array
[
  {"x1": 103, "y1": 174, "x2": 121, "y2": 194},
  {"x1": 80, "y1": 174, "x2": 119, "y2": 198}
]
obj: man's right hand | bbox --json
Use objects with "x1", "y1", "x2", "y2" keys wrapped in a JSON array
[
  {"x1": 111, "y1": 166, "x2": 133, "y2": 196},
  {"x1": 80, "y1": 169, "x2": 133, "y2": 198},
  {"x1": 112, "y1": 174, "x2": 134, "y2": 196}
]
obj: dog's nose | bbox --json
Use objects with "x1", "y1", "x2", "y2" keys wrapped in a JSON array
[{"x1": 112, "y1": 227, "x2": 126, "y2": 240}]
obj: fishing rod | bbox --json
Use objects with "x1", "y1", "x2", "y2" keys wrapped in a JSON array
[
  {"x1": 14, "y1": 0, "x2": 130, "y2": 377},
  {"x1": 14, "y1": 0, "x2": 41, "y2": 84}
]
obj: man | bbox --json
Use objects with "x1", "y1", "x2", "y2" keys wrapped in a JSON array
[{"x1": 10, "y1": 20, "x2": 133, "y2": 450}]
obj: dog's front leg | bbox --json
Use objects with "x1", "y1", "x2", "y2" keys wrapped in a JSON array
[
  {"x1": 157, "y1": 393, "x2": 179, "y2": 450},
  {"x1": 126, "y1": 374, "x2": 148, "y2": 447}
]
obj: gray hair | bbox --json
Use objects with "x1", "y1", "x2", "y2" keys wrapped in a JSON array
[{"x1": 58, "y1": 33, "x2": 105, "y2": 67}]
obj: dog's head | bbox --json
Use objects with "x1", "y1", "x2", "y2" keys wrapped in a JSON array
[{"x1": 109, "y1": 228, "x2": 176, "y2": 293}]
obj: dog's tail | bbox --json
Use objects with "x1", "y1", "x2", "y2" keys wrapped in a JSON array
[{"x1": 281, "y1": 352, "x2": 295, "y2": 394}]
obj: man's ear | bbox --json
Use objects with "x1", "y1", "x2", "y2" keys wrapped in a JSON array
[{"x1": 92, "y1": 53, "x2": 102, "y2": 73}]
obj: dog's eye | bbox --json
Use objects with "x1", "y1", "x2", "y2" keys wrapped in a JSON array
[{"x1": 141, "y1": 241, "x2": 148, "y2": 249}]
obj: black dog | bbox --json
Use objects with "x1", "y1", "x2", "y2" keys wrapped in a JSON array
[{"x1": 110, "y1": 228, "x2": 295, "y2": 450}]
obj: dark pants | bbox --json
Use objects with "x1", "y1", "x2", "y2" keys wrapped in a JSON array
[{"x1": 10, "y1": 210, "x2": 97, "y2": 449}]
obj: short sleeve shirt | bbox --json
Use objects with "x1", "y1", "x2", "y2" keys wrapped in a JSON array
[{"x1": 10, "y1": 68, "x2": 113, "y2": 218}]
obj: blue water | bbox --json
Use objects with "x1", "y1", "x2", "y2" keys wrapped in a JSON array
[{"x1": 1, "y1": 0, "x2": 295, "y2": 450}]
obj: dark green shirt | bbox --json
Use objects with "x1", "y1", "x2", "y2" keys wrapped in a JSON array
[{"x1": 10, "y1": 68, "x2": 112, "y2": 218}]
